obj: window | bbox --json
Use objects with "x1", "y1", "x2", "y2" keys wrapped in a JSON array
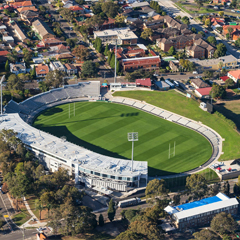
[
  {"x1": 111, "y1": 175, "x2": 115, "y2": 179},
  {"x1": 94, "y1": 172, "x2": 100, "y2": 176},
  {"x1": 102, "y1": 174, "x2": 107, "y2": 178},
  {"x1": 118, "y1": 177, "x2": 122, "y2": 180}
]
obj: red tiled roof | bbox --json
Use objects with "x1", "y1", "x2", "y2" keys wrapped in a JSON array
[
  {"x1": 11, "y1": 1, "x2": 32, "y2": 8},
  {"x1": 17, "y1": 6, "x2": 38, "y2": 12},
  {"x1": 195, "y1": 87, "x2": 212, "y2": 96},
  {"x1": 0, "y1": 50, "x2": 9, "y2": 56},
  {"x1": 135, "y1": 78, "x2": 151, "y2": 87},
  {"x1": 228, "y1": 69, "x2": 240, "y2": 80},
  {"x1": 220, "y1": 76, "x2": 229, "y2": 81},
  {"x1": 103, "y1": 18, "x2": 115, "y2": 25},
  {"x1": 69, "y1": 6, "x2": 83, "y2": 11},
  {"x1": 36, "y1": 64, "x2": 49, "y2": 75},
  {"x1": 41, "y1": 38, "x2": 62, "y2": 45}
]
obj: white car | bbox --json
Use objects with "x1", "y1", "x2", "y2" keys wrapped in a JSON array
[{"x1": 231, "y1": 10, "x2": 235, "y2": 12}]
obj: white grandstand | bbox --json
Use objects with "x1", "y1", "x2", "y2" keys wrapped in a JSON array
[{"x1": 2, "y1": 82, "x2": 148, "y2": 192}]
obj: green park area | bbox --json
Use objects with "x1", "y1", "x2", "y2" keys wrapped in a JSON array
[{"x1": 33, "y1": 101, "x2": 212, "y2": 176}]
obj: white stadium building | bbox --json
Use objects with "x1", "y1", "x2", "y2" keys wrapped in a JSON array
[{"x1": 2, "y1": 82, "x2": 148, "y2": 192}]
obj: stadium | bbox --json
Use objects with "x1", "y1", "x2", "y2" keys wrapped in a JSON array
[{"x1": 1, "y1": 82, "x2": 222, "y2": 192}]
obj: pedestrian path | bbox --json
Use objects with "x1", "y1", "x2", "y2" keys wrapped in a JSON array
[{"x1": 19, "y1": 197, "x2": 46, "y2": 229}]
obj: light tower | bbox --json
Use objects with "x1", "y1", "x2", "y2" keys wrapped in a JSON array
[
  {"x1": 128, "y1": 132, "x2": 138, "y2": 173},
  {"x1": 0, "y1": 75, "x2": 5, "y2": 116},
  {"x1": 114, "y1": 39, "x2": 117, "y2": 83}
]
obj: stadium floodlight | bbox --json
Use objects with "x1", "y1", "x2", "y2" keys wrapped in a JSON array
[
  {"x1": 0, "y1": 75, "x2": 5, "y2": 116},
  {"x1": 114, "y1": 39, "x2": 117, "y2": 83},
  {"x1": 128, "y1": 132, "x2": 138, "y2": 173}
]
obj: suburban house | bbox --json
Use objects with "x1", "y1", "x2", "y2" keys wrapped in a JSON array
[
  {"x1": 32, "y1": 19, "x2": 55, "y2": 39},
  {"x1": 13, "y1": 22, "x2": 28, "y2": 42},
  {"x1": 100, "y1": 18, "x2": 116, "y2": 30},
  {"x1": 223, "y1": 25, "x2": 240, "y2": 40},
  {"x1": 93, "y1": 27, "x2": 138, "y2": 45},
  {"x1": 165, "y1": 193, "x2": 238, "y2": 230},
  {"x1": 35, "y1": 64, "x2": 49, "y2": 77},
  {"x1": 122, "y1": 56, "x2": 161, "y2": 71},
  {"x1": 55, "y1": 53, "x2": 73, "y2": 60},
  {"x1": 69, "y1": 6, "x2": 84, "y2": 13},
  {"x1": 64, "y1": 63, "x2": 77, "y2": 76},
  {"x1": 10, "y1": 63, "x2": 26, "y2": 74},
  {"x1": 50, "y1": 61, "x2": 65, "y2": 72},
  {"x1": 49, "y1": 44, "x2": 70, "y2": 54},
  {"x1": 10, "y1": 0, "x2": 33, "y2": 8},
  {"x1": 186, "y1": 45, "x2": 205, "y2": 59},
  {"x1": 213, "y1": 0, "x2": 232, "y2": 4},
  {"x1": 3, "y1": 35, "x2": 14, "y2": 43},
  {"x1": 37, "y1": 38, "x2": 62, "y2": 48},
  {"x1": 17, "y1": 6, "x2": 38, "y2": 13},
  {"x1": 0, "y1": 50, "x2": 9, "y2": 63},
  {"x1": 191, "y1": 78, "x2": 210, "y2": 89},
  {"x1": 189, "y1": 55, "x2": 238, "y2": 73},
  {"x1": 227, "y1": 69, "x2": 240, "y2": 83},
  {"x1": 195, "y1": 87, "x2": 212, "y2": 98},
  {"x1": 20, "y1": 10, "x2": 39, "y2": 24}
]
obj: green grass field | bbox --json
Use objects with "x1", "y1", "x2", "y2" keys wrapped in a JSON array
[
  {"x1": 113, "y1": 90, "x2": 240, "y2": 161},
  {"x1": 33, "y1": 101, "x2": 212, "y2": 176}
]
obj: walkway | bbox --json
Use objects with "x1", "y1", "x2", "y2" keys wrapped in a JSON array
[
  {"x1": 19, "y1": 197, "x2": 46, "y2": 229},
  {"x1": 107, "y1": 93, "x2": 223, "y2": 178}
]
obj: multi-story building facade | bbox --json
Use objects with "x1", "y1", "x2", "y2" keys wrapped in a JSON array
[{"x1": 165, "y1": 193, "x2": 239, "y2": 230}]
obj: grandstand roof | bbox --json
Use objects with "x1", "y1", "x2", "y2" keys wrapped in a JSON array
[{"x1": 0, "y1": 113, "x2": 147, "y2": 178}]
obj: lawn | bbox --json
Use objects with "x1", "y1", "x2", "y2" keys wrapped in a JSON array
[
  {"x1": 12, "y1": 212, "x2": 31, "y2": 226},
  {"x1": 33, "y1": 101, "x2": 212, "y2": 176},
  {"x1": 113, "y1": 90, "x2": 240, "y2": 161}
]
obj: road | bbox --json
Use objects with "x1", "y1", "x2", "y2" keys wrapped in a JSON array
[{"x1": 157, "y1": 0, "x2": 240, "y2": 58}]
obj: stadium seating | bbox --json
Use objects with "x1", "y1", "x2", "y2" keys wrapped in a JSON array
[{"x1": 51, "y1": 88, "x2": 68, "y2": 100}]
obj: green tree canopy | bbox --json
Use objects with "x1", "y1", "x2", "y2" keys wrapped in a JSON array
[
  {"x1": 210, "y1": 212, "x2": 238, "y2": 235},
  {"x1": 207, "y1": 36, "x2": 217, "y2": 46},
  {"x1": 145, "y1": 179, "x2": 168, "y2": 200},
  {"x1": 107, "y1": 199, "x2": 115, "y2": 222},
  {"x1": 210, "y1": 84, "x2": 226, "y2": 99},
  {"x1": 81, "y1": 61, "x2": 97, "y2": 77},
  {"x1": 168, "y1": 46, "x2": 175, "y2": 55}
]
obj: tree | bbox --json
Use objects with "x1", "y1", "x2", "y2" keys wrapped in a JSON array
[
  {"x1": 141, "y1": 28, "x2": 153, "y2": 40},
  {"x1": 227, "y1": 27, "x2": 233, "y2": 36},
  {"x1": 45, "y1": 70, "x2": 66, "y2": 88},
  {"x1": 30, "y1": 66, "x2": 36, "y2": 78},
  {"x1": 81, "y1": 61, "x2": 97, "y2": 77},
  {"x1": 211, "y1": 212, "x2": 238, "y2": 235},
  {"x1": 175, "y1": 15, "x2": 181, "y2": 21},
  {"x1": 168, "y1": 46, "x2": 175, "y2": 55},
  {"x1": 66, "y1": 38, "x2": 77, "y2": 49},
  {"x1": 218, "y1": 11, "x2": 224, "y2": 17},
  {"x1": 182, "y1": 16, "x2": 190, "y2": 25},
  {"x1": 5, "y1": 60, "x2": 9, "y2": 72},
  {"x1": 59, "y1": 8, "x2": 73, "y2": 22},
  {"x1": 207, "y1": 36, "x2": 217, "y2": 46},
  {"x1": 225, "y1": 78, "x2": 235, "y2": 89},
  {"x1": 198, "y1": 31, "x2": 205, "y2": 37},
  {"x1": 0, "y1": 219, "x2": 4, "y2": 229},
  {"x1": 214, "y1": 43, "x2": 227, "y2": 58},
  {"x1": 210, "y1": 84, "x2": 225, "y2": 99},
  {"x1": 35, "y1": 199, "x2": 44, "y2": 220},
  {"x1": 107, "y1": 199, "x2": 115, "y2": 222},
  {"x1": 101, "y1": 1, "x2": 119, "y2": 19},
  {"x1": 173, "y1": 194, "x2": 180, "y2": 205},
  {"x1": 235, "y1": 37, "x2": 240, "y2": 48},
  {"x1": 226, "y1": 33, "x2": 230, "y2": 40},
  {"x1": 72, "y1": 45, "x2": 89, "y2": 62},
  {"x1": 23, "y1": 48, "x2": 32, "y2": 63},
  {"x1": 115, "y1": 231, "x2": 144, "y2": 240},
  {"x1": 95, "y1": 37, "x2": 103, "y2": 53},
  {"x1": 205, "y1": 19, "x2": 211, "y2": 27},
  {"x1": 195, "y1": 0, "x2": 204, "y2": 9},
  {"x1": 145, "y1": 179, "x2": 168, "y2": 200},
  {"x1": 7, "y1": 74, "x2": 24, "y2": 91},
  {"x1": 203, "y1": 70, "x2": 213, "y2": 79},
  {"x1": 191, "y1": 27, "x2": 197, "y2": 33},
  {"x1": 98, "y1": 214, "x2": 104, "y2": 226},
  {"x1": 104, "y1": 43, "x2": 109, "y2": 56},
  {"x1": 193, "y1": 228, "x2": 219, "y2": 240},
  {"x1": 115, "y1": 15, "x2": 126, "y2": 28},
  {"x1": 86, "y1": 15, "x2": 104, "y2": 31},
  {"x1": 222, "y1": 181, "x2": 230, "y2": 196},
  {"x1": 218, "y1": 61, "x2": 223, "y2": 70},
  {"x1": 209, "y1": 182, "x2": 221, "y2": 196},
  {"x1": 7, "y1": 51, "x2": 18, "y2": 63},
  {"x1": 38, "y1": 81, "x2": 49, "y2": 92},
  {"x1": 186, "y1": 174, "x2": 208, "y2": 199}
]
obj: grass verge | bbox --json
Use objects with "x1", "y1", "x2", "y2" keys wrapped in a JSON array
[{"x1": 12, "y1": 212, "x2": 31, "y2": 226}]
